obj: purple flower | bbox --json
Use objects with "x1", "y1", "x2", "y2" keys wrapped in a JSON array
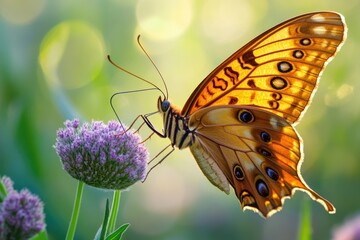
[
  {"x1": 0, "y1": 177, "x2": 45, "y2": 240},
  {"x1": 332, "y1": 213, "x2": 360, "y2": 240},
  {"x1": 54, "y1": 119, "x2": 149, "y2": 190}
]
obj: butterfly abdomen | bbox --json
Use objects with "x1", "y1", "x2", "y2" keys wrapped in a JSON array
[{"x1": 163, "y1": 106, "x2": 195, "y2": 149}]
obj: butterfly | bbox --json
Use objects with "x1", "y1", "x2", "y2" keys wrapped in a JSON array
[{"x1": 114, "y1": 12, "x2": 347, "y2": 218}]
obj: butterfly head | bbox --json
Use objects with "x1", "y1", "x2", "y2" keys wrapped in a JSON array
[{"x1": 158, "y1": 97, "x2": 171, "y2": 113}]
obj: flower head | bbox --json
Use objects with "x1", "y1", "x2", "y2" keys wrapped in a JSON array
[
  {"x1": 0, "y1": 177, "x2": 45, "y2": 240},
  {"x1": 54, "y1": 119, "x2": 149, "y2": 190}
]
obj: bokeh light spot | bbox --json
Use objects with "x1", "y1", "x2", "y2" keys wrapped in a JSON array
[
  {"x1": 337, "y1": 83, "x2": 353, "y2": 99},
  {"x1": 39, "y1": 21, "x2": 105, "y2": 89},
  {"x1": 325, "y1": 84, "x2": 354, "y2": 106},
  {"x1": 200, "y1": 0, "x2": 267, "y2": 44},
  {"x1": 136, "y1": 0, "x2": 193, "y2": 41}
]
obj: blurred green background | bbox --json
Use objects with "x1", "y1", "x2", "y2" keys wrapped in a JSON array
[{"x1": 1, "y1": 0, "x2": 359, "y2": 239}]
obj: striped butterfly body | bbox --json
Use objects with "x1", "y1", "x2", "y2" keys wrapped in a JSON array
[{"x1": 146, "y1": 12, "x2": 346, "y2": 217}]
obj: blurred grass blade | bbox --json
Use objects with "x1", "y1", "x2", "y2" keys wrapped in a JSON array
[
  {"x1": 298, "y1": 198, "x2": 312, "y2": 240},
  {"x1": 30, "y1": 230, "x2": 48, "y2": 240},
  {"x1": 105, "y1": 223, "x2": 130, "y2": 240},
  {"x1": 0, "y1": 178, "x2": 7, "y2": 202},
  {"x1": 94, "y1": 199, "x2": 110, "y2": 240}
]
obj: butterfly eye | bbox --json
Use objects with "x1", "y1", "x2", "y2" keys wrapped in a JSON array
[
  {"x1": 161, "y1": 100, "x2": 170, "y2": 112},
  {"x1": 256, "y1": 179, "x2": 269, "y2": 197},
  {"x1": 266, "y1": 167, "x2": 279, "y2": 181},
  {"x1": 238, "y1": 110, "x2": 254, "y2": 123},
  {"x1": 233, "y1": 165, "x2": 244, "y2": 181}
]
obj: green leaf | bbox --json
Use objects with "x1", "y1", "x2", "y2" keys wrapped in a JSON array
[
  {"x1": 105, "y1": 223, "x2": 130, "y2": 240},
  {"x1": 0, "y1": 177, "x2": 7, "y2": 203},
  {"x1": 30, "y1": 230, "x2": 48, "y2": 240},
  {"x1": 297, "y1": 198, "x2": 312, "y2": 240},
  {"x1": 94, "y1": 199, "x2": 110, "y2": 240}
]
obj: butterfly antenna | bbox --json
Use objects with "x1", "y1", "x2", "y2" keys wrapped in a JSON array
[
  {"x1": 110, "y1": 88, "x2": 158, "y2": 133},
  {"x1": 107, "y1": 55, "x2": 166, "y2": 98},
  {"x1": 137, "y1": 35, "x2": 169, "y2": 99}
]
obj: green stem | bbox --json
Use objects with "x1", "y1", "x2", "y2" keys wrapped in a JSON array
[
  {"x1": 66, "y1": 181, "x2": 84, "y2": 240},
  {"x1": 298, "y1": 197, "x2": 312, "y2": 240},
  {"x1": 107, "y1": 190, "x2": 121, "y2": 235}
]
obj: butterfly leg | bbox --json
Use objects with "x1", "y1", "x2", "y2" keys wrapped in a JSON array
[
  {"x1": 142, "y1": 144, "x2": 175, "y2": 182},
  {"x1": 141, "y1": 112, "x2": 167, "y2": 138},
  {"x1": 140, "y1": 132, "x2": 155, "y2": 144},
  {"x1": 148, "y1": 143, "x2": 172, "y2": 165},
  {"x1": 125, "y1": 112, "x2": 165, "y2": 143},
  {"x1": 121, "y1": 114, "x2": 157, "y2": 145},
  {"x1": 120, "y1": 114, "x2": 157, "y2": 143}
]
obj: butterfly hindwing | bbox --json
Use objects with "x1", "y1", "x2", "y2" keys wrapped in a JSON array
[
  {"x1": 181, "y1": 12, "x2": 346, "y2": 124},
  {"x1": 188, "y1": 105, "x2": 335, "y2": 217}
]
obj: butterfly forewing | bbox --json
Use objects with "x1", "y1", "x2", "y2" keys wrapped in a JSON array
[{"x1": 181, "y1": 12, "x2": 346, "y2": 124}]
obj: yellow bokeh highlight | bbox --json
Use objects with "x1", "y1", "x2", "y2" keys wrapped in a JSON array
[
  {"x1": 39, "y1": 21, "x2": 105, "y2": 89},
  {"x1": 136, "y1": 0, "x2": 193, "y2": 41},
  {"x1": 200, "y1": 0, "x2": 267, "y2": 44}
]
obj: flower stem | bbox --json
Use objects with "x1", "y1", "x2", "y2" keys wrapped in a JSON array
[
  {"x1": 66, "y1": 181, "x2": 84, "y2": 240},
  {"x1": 107, "y1": 190, "x2": 121, "y2": 235}
]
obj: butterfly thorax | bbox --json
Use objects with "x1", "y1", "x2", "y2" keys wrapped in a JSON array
[{"x1": 158, "y1": 97, "x2": 195, "y2": 149}]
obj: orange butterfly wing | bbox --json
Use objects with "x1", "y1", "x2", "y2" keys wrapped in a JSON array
[
  {"x1": 181, "y1": 12, "x2": 346, "y2": 124},
  {"x1": 188, "y1": 106, "x2": 334, "y2": 217},
  {"x1": 178, "y1": 12, "x2": 346, "y2": 217}
]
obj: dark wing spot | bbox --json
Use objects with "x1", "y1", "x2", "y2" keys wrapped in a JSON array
[
  {"x1": 258, "y1": 148, "x2": 272, "y2": 157},
  {"x1": 260, "y1": 131, "x2": 271, "y2": 142},
  {"x1": 224, "y1": 67, "x2": 240, "y2": 85},
  {"x1": 238, "y1": 109, "x2": 254, "y2": 123},
  {"x1": 238, "y1": 57, "x2": 251, "y2": 70},
  {"x1": 242, "y1": 51, "x2": 258, "y2": 66},
  {"x1": 300, "y1": 38, "x2": 311, "y2": 46},
  {"x1": 256, "y1": 179, "x2": 269, "y2": 197},
  {"x1": 247, "y1": 79, "x2": 257, "y2": 88},
  {"x1": 234, "y1": 165, "x2": 245, "y2": 180},
  {"x1": 270, "y1": 77, "x2": 288, "y2": 90},
  {"x1": 228, "y1": 96, "x2": 238, "y2": 105},
  {"x1": 194, "y1": 99, "x2": 202, "y2": 109},
  {"x1": 277, "y1": 61, "x2": 293, "y2": 73},
  {"x1": 268, "y1": 100, "x2": 279, "y2": 109},
  {"x1": 293, "y1": 50, "x2": 304, "y2": 59},
  {"x1": 212, "y1": 77, "x2": 228, "y2": 91},
  {"x1": 266, "y1": 167, "x2": 279, "y2": 181},
  {"x1": 271, "y1": 92, "x2": 282, "y2": 100},
  {"x1": 206, "y1": 85, "x2": 215, "y2": 95}
]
